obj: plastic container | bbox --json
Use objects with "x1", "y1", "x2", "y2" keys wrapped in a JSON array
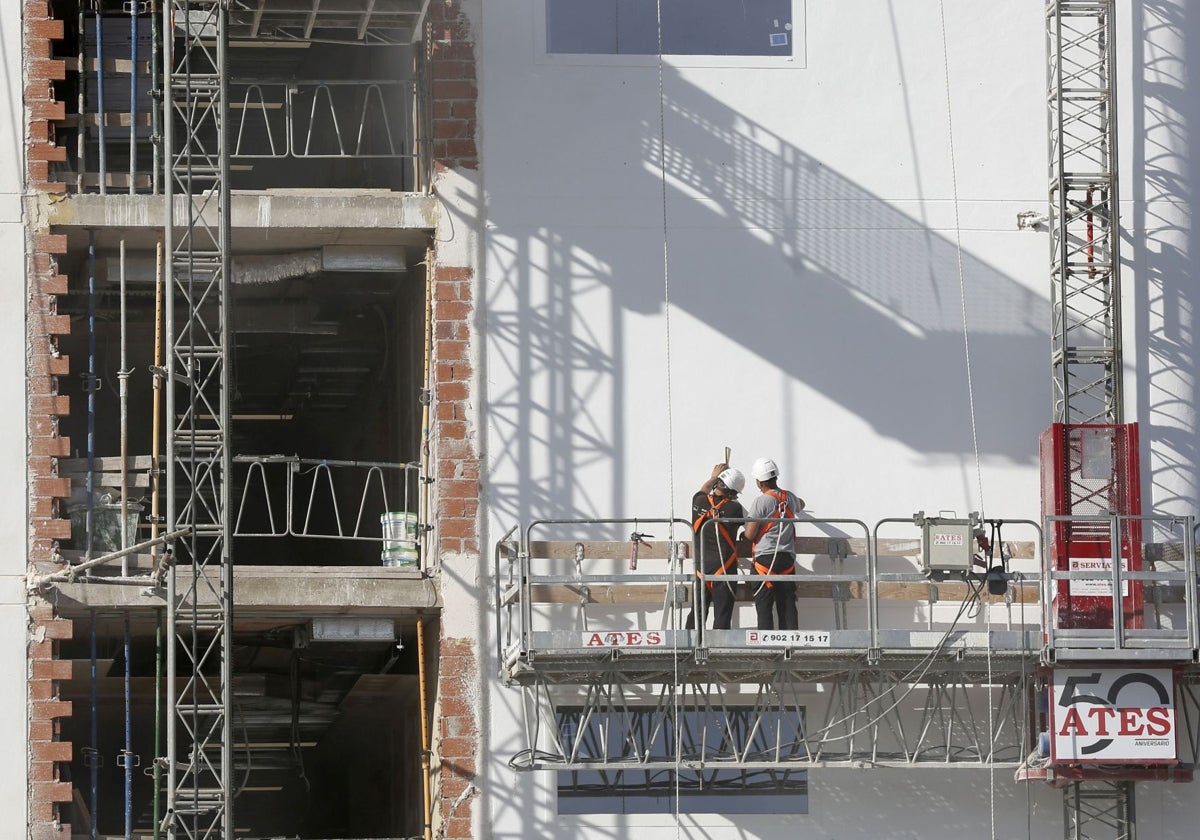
[
  {"x1": 382, "y1": 546, "x2": 420, "y2": 568},
  {"x1": 381, "y1": 511, "x2": 418, "y2": 567},
  {"x1": 69, "y1": 502, "x2": 142, "y2": 552}
]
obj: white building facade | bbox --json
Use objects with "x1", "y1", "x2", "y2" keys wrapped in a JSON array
[{"x1": 471, "y1": 2, "x2": 1200, "y2": 838}]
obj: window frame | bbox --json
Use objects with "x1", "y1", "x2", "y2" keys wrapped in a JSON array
[
  {"x1": 553, "y1": 705, "x2": 810, "y2": 817},
  {"x1": 534, "y1": 0, "x2": 807, "y2": 69}
]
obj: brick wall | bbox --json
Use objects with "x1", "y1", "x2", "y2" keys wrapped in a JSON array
[
  {"x1": 27, "y1": 607, "x2": 73, "y2": 840},
  {"x1": 428, "y1": 0, "x2": 478, "y2": 171},
  {"x1": 432, "y1": 262, "x2": 479, "y2": 559},
  {"x1": 436, "y1": 638, "x2": 479, "y2": 839},
  {"x1": 428, "y1": 3, "x2": 482, "y2": 839},
  {"x1": 24, "y1": 4, "x2": 73, "y2": 837},
  {"x1": 24, "y1": 1, "x2": 67, "y2": 193}
]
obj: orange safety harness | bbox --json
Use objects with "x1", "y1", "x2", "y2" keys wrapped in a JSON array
[
  {"x1": 752, "y1": 488, "x2": 795, "y2": 587},
  {"x1": 693, "y1": 494, "x2": 739, "y2": 590}
]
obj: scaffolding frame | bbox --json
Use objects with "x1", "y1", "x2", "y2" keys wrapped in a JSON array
[
  {"x1": 1047, "y1": 0, "x2": 1123, "y2": 427},
  {"x1": 163, "y1": 2, "x2": 234, "y2": 838}
]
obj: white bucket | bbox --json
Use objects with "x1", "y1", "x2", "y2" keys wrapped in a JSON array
[
  {"x1": 381, "y1": 511, "x2": 418, "y2": 565},
  {"x1": 382, "y1": 546, "x2": 420, "y2": 568}
]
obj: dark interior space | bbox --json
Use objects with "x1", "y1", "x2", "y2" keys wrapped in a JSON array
[
  {"x1": 50, "y1": 1, "x2": 422, "y2": 193},
  {"x1": 58, "y1": 614, "x2": 432, "y2": 839},
  {"x1": 54, "y1": 234, "x2": 428, "y2": 568}
]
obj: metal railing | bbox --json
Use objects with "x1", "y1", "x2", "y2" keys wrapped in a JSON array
[
  {"x1": 231, "y1": 79, "x2": 420, "y2": 160},
  {"x1": 1043, "y1": 514, "x2": 1198, "y2": 658},
  {"x1": 496, "y1": 515, "x2": 1049, "y2": 670},
  {"x1": 496, "y1": 513, "x2": 1200, "y2": 671},
  {"x1": 232, "y1": 455, "x2": 423, "y2": 557}
]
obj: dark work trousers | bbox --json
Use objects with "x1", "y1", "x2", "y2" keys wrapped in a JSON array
[
  {"x1": 686, "y1": 576, "x2": 736, "y2": 631},
  {"x1": 753, "y1": 551, "x2": 798, "y2": 630}
]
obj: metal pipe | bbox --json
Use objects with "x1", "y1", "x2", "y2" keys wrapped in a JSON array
[
  {"x1": 418, "y1": 615, "x2": 433, "y2": 840},
  {"x1": 150, "y1": 239, "x2": 164, "y2": 839},
  {"x1": 77, "y1": 3, "x2": 86, "y2": 192},
  {"x1": 129, "y1": 5, "x2": 138, "y2": 194},
  {"x1": 218, "y1": 20, "x2": 236, "y2": 837},
  {"x1": 421, "y1": 245, "x2": 432, "y2": 569},
  {"x1": 89, "y1": 609, "x2": 98, "y2": 840},
  {"x1": 72, "y1": 575, "x2": 162, "y2": 587},
  {"x1": 120, "y1": 234, "x2": 134, "y2": 840},
  {"x1": 153, "y1": 609, "x2": 163, "y2": 840},
  {"x1": 35, "y1": 528, "x2": 192, "y2": 584},
  {"x1": 151, "y1": 0, "x2": 160, "y2": 194},
  {"x1": 120, "y1": 240, "x2": 130, "y2": 577},
  {"x1": 96, "y1": 6, "x2": 107, "y2": 194},
  {"x1": 161, "y1": 0, "x2": 177, "y2": 827},
  {"x1": 87, "y1": 231, "x2": 97, "y2": 562},
  {"x1": 152, "y1": 239, "x2": 164, "y2": 551},
  {"x1": 124, "y1": 612, "x2": 133, "y2": 840}
]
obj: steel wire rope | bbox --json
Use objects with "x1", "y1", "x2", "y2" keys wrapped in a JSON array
[
  {"x1": 937, "y1": 3, "x2": 995, "y2": 833},
  {"x1": 796, "y1": 582, "x2": 984, "y2": 746},
  {"x1": 651, "y1": 2, "x2": 683, "y2": 832}
]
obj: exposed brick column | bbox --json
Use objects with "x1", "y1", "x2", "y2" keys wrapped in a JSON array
[
  {"x1": 28, "y1": 607, "x2": 73, "y2": 840},
  {"x1": 24, "y1": 0, "x2": 67, "y2": 193},
  {"x1": 27, "y1": 231, "x2": 73, "y2": 559},
  {"x1": 436, "y1": 639, "x2": 479, "y2": 839},
  {"x1": 427, "y1": 3, "x2": 482, "y2": 835},
  {"x1": 428, "y1": 4, "x2": 482, "y2": 839},
  {"x1": 430, "y1": 258, "x2": 480, "y2": 840},
  {"x1": 428, "y1": 0, "x2": 478, "y2": 171},
  {"x1": 25, "y1": 5, "x2": 73, "y2": 837},
  {"x1": 432, "y1": 262, "x2": 479, "y2": 560}
]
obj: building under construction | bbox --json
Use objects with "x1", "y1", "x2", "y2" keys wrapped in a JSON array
[{"x1": 5, "y1": 2, "x2": 1200, "y2": 839}]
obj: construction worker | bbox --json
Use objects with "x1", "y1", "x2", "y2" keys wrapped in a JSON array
[
  {"x1": 685, "y1": 463, "x2": 746, "y2": 632},
  {"x1": 743, "y1": 457, "x2": 805, "y2": 630}
]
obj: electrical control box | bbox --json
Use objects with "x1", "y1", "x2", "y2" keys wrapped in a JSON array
[{"x1": 917, "y1": 512, "x2": 978, "y2": 575}]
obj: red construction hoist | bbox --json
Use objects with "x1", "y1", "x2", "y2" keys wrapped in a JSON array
[{"x1": 1041, "y1": 424, "x2": 1142, "y2": 631}]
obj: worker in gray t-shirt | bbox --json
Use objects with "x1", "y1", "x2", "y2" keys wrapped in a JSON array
[{"x1": 742, "y1": 458, "x2": 805, "y2": 630}]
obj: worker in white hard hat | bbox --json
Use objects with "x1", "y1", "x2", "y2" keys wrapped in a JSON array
[
  {"x1": 742, "y1": 457, "x2": 805, "y2": 630},
  {"x1": 685, "y1": 463, "x2": 746, "y2": 632}
]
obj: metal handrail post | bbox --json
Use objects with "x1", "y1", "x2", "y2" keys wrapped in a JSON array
[
  {"x1": 1186, "y1": 518, "x2": 1198, "y2": 652},
  {"x1": 1111, "y1": 514, "x2": 1124, "y2": 651}
]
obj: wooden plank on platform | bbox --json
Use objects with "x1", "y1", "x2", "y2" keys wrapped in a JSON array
[{"x1": 60, "y1": 455, "x2": 155, "y2": 473}]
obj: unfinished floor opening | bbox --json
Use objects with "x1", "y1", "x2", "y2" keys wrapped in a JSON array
[{"x1": 56, "y1": 612, "x2": 436, "y2": 839}]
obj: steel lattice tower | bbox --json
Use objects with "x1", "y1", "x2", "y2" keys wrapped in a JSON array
[
  {"x1": 1048, "y1": 0, "x2": 1123, "y2": 427},
  {"x1": 163, "y1": 2, "x2": 234, "y2": 837},
  {"x1": 1048, "y1": 2, "x2": 1134, "y2": 837}
]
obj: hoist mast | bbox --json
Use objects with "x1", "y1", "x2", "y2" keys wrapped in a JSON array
[
  {"x1": 1044, "y1": 4, "x2": 1158, "y2": 837},
  {"x1": 163, "y1": 2, "x2": 234, "y2": 838}
]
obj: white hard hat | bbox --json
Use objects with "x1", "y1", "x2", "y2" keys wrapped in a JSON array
[
  {"x1": 717, "y1": 468, "x2": 746, "y2": 495},
  {"x1": 751, "y1": 457, "x2": 778, "y2": 481}
]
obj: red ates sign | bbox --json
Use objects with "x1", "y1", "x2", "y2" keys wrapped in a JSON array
[
  {"x1": 582, "y1": 631, "x2": 665, "y2": 648},
  {"x1": 1051, "y1": 668, "x2": 1176, "y2": 763}
]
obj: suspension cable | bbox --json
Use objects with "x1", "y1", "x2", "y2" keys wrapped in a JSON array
[
  {"x1": 939, "y1": 8, "x2": 993, "y2": 833},
  {"x1": 652, "y1": 1, "x2": 683, "y2": 834},
  {"x1": 937, "y1": 0, "x2": 986, "y2": 521}
]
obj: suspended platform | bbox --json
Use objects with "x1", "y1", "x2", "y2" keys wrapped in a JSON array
[{"x1": 495, "y1": 515, "x2": 1200, "y2": 773}]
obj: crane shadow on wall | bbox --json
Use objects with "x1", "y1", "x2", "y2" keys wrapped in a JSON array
[{"x1": 486, "y1": 66, "x2": 1049, "y2": 527}]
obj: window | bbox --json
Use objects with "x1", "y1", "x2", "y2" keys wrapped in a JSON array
[
  {"x1": 546, "y1": 0, "x2": 795, "y2": 57},
  {"x1": 555, "y1": 706, "x2": 809, "y2": 815}
]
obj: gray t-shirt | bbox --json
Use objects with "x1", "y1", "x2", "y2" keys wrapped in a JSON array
[{"x1": 745, "y1": 488, "x2": 804, "y2": 556}]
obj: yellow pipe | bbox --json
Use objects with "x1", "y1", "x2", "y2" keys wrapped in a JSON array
[{"x1": 418, "y1": 616, "x2": 433, "y2": 840}]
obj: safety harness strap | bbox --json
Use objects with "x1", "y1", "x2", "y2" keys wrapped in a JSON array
[{"x1": 752, "y1": 488, "x2": 795, "y2": 588}]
